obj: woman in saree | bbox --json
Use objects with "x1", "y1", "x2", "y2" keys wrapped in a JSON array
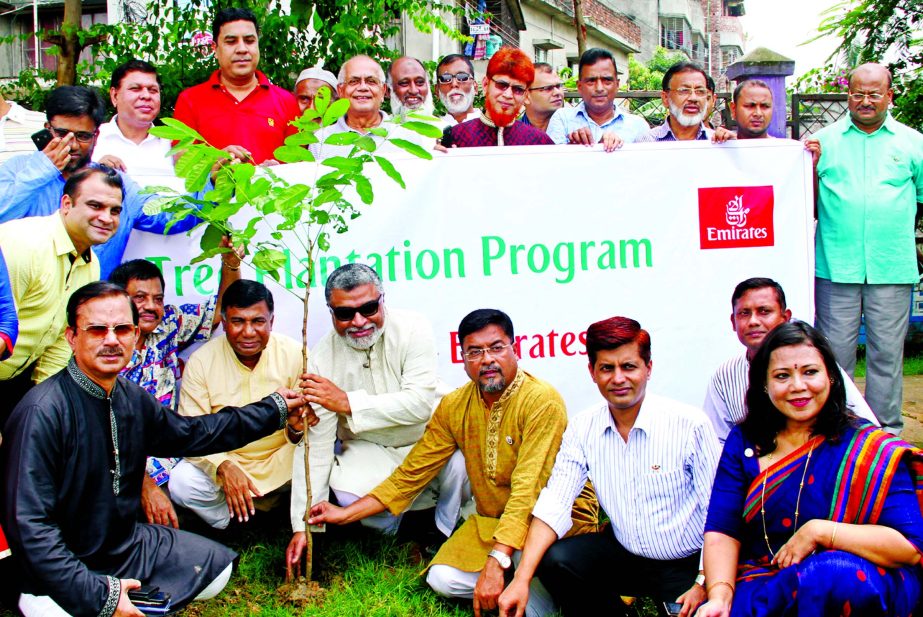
[{"x1": 696, "y1": 321, "x2": 923, "y2": 616}]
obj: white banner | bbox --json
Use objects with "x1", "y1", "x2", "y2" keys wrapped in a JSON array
[{"x1": 124, "y1": 139, "x2": 815, "y2": 414}]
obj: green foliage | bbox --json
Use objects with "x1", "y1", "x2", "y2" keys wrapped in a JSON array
[{"x1": 627, "y1": 48, "x2": 687, "y2": 91}]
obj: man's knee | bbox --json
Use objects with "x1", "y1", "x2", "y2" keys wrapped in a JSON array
[
  {"x1": 426, "y1": 565, "x2": 474, "y2": 598},
  {"x1": 168, "y1": 461, "x2": 215, "y2": 505},
  {"x1": 194, "y1": 563, "x2": 233, "y2": 601}
]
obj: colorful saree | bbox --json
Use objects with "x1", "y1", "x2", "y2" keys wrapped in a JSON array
[{"x1": 705, "y1": 425, "x2": 923, "y2": 616}]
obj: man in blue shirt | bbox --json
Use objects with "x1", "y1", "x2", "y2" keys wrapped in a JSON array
[
  {"x1": 0, "y1": 86, "x2": 198, "y2": 278},
  {"x1": 546, "y1": 48, "x2": 649, "y2": 151}
]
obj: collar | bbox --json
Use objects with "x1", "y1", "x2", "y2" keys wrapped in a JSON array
[
  {"x1": 575, "y1": 101, "x2": 624, "y2": 124},
  {"x1": 843, "y1": 112, "x2": 896, "y2": 136},
  {"x1": 340, "y1": 110, "x2": 389, "y2": 133},
  {"x1": 598, "y1": 395, "x2": 653, "y2": 437},
  {"x1": 67, "y1": 357, "x2": 107, "y2": 399},
  {"x1": 208, "y1": 70, "x2": 271, "y2": 90},
  {"x1": 52, "y1": 212, "x2": 92, "y2": 263},
  {"x1": 657, "y1": 119, "x2": 709, "y2": 140},
  {"x1": 481, "y1": 366, "x2": 526, "y2": 409},
  {"x1": 99, "y1": 115, "x2": 157, "y2": 144}
]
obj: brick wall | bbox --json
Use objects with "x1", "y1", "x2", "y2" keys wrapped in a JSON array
[{"x1": 539, "y1": 0, "x2": 642, "y2": 49}]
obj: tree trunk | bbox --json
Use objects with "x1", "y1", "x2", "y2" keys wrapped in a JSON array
[
  {"x1": 572, "y1": 0, "x2": 586, "y2": 59},
  {"x1": 56, "y1": 0, "x2": 82, "y2": 85},
  {"x1": 301, "y1": 244, "x2": 314, "y2": 581}
]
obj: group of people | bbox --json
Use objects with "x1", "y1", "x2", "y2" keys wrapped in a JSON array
[{"x1": 0, "y1": 4, "x2": 922, "y2": 617}]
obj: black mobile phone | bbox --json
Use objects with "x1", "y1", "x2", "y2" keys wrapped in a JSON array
[
  {"x1": 440, "y1": 125, "x2": 454, "y2": 148},
  {"x1": 31, "y1": 128, "x2": 53, "y2": 151},
  {"x1": 663, "y1": 601, "x2": 683, "y2": 616}
]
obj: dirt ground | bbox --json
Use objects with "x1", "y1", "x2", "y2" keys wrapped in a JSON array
[{"x1": 856, "y1": 375, "x2": 923, "y2": 447}]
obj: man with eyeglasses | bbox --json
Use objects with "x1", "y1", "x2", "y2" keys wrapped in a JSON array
[
  {"x1": 0, "y1": 86, "x2": 199, "y2": 279},
  {"x1": 442, "y1": 47, "x2": 554, "y2": 148},
  {"x1": 520, "y1": 63, "x2": 564, "y2": 133},
  {"x1": 168, "y1": 280, "x2": 303, "y2": 529},
  {"x1": 307, "y1": 307, "x2": 599, "y2": 615},
  {"x1": 636, "y1": 61, "x2": 733, "y2": 143},
  {"x1": 812, "y1": 62, "x2": 923, "y2": 435},
  {"x1": 388, "y1": 56, "x2": 434, "y2": 117},
  {"x1": 286, "y1": 263, "x2": 469, "y2": 578},
  {"x1": 546, "y1": 49, "x2": 649, "y2": 151},
  {"x1": 0, "y1": 166, "x2": 123, "y2": 424},
  {"x1": 435, "y1": 54, "x2": 481, "y2": 126}
]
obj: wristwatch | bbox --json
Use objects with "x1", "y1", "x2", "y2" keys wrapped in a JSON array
[
  {"x1": 695, "y1": 573, "x2": 706, "y2": 587},
  {"x1": 488, "y1": 549, "x2": 512, "y2": 570}
]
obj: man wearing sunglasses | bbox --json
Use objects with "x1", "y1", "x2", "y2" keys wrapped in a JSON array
[
  {"x1": 442, "y1": 47, "x2": 554, "y2": 148},
  {"x1": 546, "y1": 49, "x2": 649, "y2": 151},
  {"x1": 0, "y1": 86, "x2": 199, "y2": 279},
  {"x1": 435, "y1": 54, "x2": 481, "y2": 127},
  {"x1": 520, "y1": 63, "x2": 564, "y2": 134},
  {"x1": 286, "y1": 264, "x2": 469, "y2": 579}
]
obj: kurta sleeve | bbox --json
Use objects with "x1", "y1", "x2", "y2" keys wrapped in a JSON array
[
  {"x1": 368, "y1": 398, "x2": 459, "y2": 514},
  {"x1": 176, "y1": 352, "x2": 230, "y2": 480},
  {"x1": 3, "y1": 403, "x2": 121, "y2": 617},
  {"x1": 704, "y1": 427, "x2": 750, "y2": 539},
  {"x1": 344, "y1": 317, "x2": 437, "y2": 433},
  {"x1": 532, "y1": 418, "x2": 590, "y2": 538}
]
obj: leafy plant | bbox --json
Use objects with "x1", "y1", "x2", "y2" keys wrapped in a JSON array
[{"x1": 144, "y1": 88, "x2": 441, "y2": 579}]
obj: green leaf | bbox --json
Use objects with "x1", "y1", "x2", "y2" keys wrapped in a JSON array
[
  {"x1": 322, "y1": 156, "x2": 363, "y2": 172},
  {"x1": 142, "y1": 195, "x2": 179, "y2": 216},
  {"x1": 274, "y1": 184, "x2": 312, "y2": 216},
  {"x1": 374, "y1": 156, "x2": 406, "y2": 188},
  {"x1": 138, "y1": 185, "x2": 181, "y2": 196},
  {"x1": 252, "y1": 248, "x2": 287, "y2": 278},
  {"x1": 274, "y1": 145, "x2": 316, "y2": 163},
  {"x1": 356, "y1": 135, "x2": 378, "y2": 152},
  {"x1": 354, "y1": 175, "x2": 374, "y2": 204},
  {"x1": 190, "y1": 246, "x2": 227, "y2": 264},
  {"x1": 322, "y1": 98, "x2": 350, "y2": 127},
  {"x1": 200, "y1": 223, "x2": 226, "y2": 251},
  {"x1": 314, "y1": 188, "x2": 342, "y2": 207},
  {"x1": 284, "y1": 131, "x2": 320, "y2": 146},
  {"x1": 368, "y1": 127, "x2": 388, "y2": 137},
  {"x1": 151, "y1": 117, "x2": 207, "y2": 143},
  {"x1": 204, "y1": 172, "x2": 234, "y2": 203},
  {"x1": 399, "y1": 120, "x2": 443, "y2": 138},
  {"x1": 163, "y1": 208, "x2": 196, "y2": 233},
  {"x1": 314, "y1": 85, "x2": 331, "y2": 117},
  {"x1": 324, "y1": 132, "x2": 361, "y2": 145},
  {"x1": 312, "y1": 8, "x2": 324, "y2": 32},
  {"x1": 389, "y1": 138, "x2": 432, "y2": 160},
  {"x1": 317, "y1": 232, "x2": 331, "y2": 251}
]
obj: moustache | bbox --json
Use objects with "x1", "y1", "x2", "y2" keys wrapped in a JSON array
[
  {"x1": 479, "y1": 362, "x2": 501, "y2": 376},
  {"x1": 98, "y1": 346, "x2": 124, "y2": 356}
]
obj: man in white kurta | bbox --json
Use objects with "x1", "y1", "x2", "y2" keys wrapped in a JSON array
[
  {"x1": 288, "y1": 264, "x2": 468, "y2": 565},
  {"x1": 169, "y1": 280, "x2": 301, "y2": 529}
]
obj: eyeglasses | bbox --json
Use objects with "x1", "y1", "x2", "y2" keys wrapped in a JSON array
[
  {"x1": 329, "y1": 296, "x2": 382, "y2": 321},
  {"x1": 490, "y1": 78, "x2": 527, "y2": 97},
  {"x1": 49, "y1": 125, "x2": 97, "y2": 143},
  {"x1": 529, "y1": 83, "x2": 564, "y2": 93},
  {"x1": 344, "y1": 76, "x2": 382, "y2": 88},
  {"x1": 78, "y1": 323, "x2": 137, "y2": 339},
  {"x1": 848, "y1": 91, "x2": 886, "y2": 102},
  {"x1": 464, "y1": 343, "x2": 513, "y2": 361},
  {"x1": 580, "y1": 76, "x2": 616, "y2": 86},
  {"x1": 669, "y1": 87, "x2": 709, "y2": 98},
  {"x1": 437, "y1": 72, "x2": 473, "y2": 84}
]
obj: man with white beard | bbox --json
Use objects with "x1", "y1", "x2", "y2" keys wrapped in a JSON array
[
  {"x1": 637, "y1": 61, "x2": 733, "y2": 143},
  {"x1": 388, "y1": 57, "x2": 435, "y2": 118},
  {"x1": 435, "y1": 54, "x2": 480, "y2": 126}
]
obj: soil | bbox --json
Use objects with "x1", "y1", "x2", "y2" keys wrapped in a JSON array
[
  {"x1": 276, "y1": 578, "x2": 326, "y2": 606},
  {"x1": 856, "y1": 374, "x2": 923, "y2": 447}
]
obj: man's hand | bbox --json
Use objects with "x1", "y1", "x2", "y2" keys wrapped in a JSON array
[
  {"x1": 97, "y1": 154, "x2": 127, "y2": 171},
  {"x1": 473, "y1": 558, "x2": 506, "y2": 617},
  {"x1": 300, "y1": 373, "x2": 350, "y2": 414},
  {"x1": 803, "y1": 138, "x2": 821, "y2": 167},
  {"x1": 222, "y1": 145, "x2": 253, "y2": 163},
  {"x1": 114, "y1": 579, "x2": 144, "y2": 617},
  {"x1": 217, "y1": 460, "x2": 261, "y2": 523},
  {"x1": 42, "y1": 134, "x2": 76, "y2": 171},
  {"x1": 567, "y1": 127, "x2": 595, "y2": 146},
  {"x1": 275, "y1": 387, "x2": 306, "y2": 411},
  {"x1": 676, "y1": 578, "x2": 707, "y2": 617},
  {"x1": 285, "y1": 532, "x2": 307, "y2": 581},
  {"x1": 140, "y1": 475, "x2": 179, "y2": 528},
  {"x1": 599, "y1": 131, "x2": 624, "y2": 152},
  {"x1": 498, "y1": 578, "x2": 530, "y2": 617},
  {"x1": 308, "y1": 501, "x2": 348, "y2": 526},
  {"x1": 712, "y1": 127, "x2": 736, "y2": 143}
]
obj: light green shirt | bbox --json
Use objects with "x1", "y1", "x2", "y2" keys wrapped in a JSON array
[
  {"x1": 0, "y1": 213, "x2": 99, "y2": 382},
  {"x1": 815, "y1": 113, "x2": 923, "y2": 284}
]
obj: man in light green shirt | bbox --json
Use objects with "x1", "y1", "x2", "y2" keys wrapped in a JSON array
[
  {"x1": 0, "y1": 165, "x2": 123, "y2": 423},
  {"x1": 814, "y1": 62, "x2": 923, "y2": 434}
]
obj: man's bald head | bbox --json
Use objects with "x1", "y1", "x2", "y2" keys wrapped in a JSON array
[{"x1": 848, "y1": 63, "x2": 892, "y2": 89}]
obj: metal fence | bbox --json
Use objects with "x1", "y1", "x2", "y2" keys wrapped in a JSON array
[{"x1": 790, "y1": 93, "x2": 849, "y2": 139}]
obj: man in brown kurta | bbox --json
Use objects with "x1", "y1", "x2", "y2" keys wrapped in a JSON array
[{"x1": 308, "y1": 309, "x2": 597, "y2": 616}]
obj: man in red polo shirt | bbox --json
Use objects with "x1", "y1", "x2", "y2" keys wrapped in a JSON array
[{"x1": 173, "y1": 8, "x2": 301, "y2": 164}]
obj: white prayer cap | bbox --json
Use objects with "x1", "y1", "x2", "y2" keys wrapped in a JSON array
[{"x1": 296, "y1": 67, "x2": 338, "y2": 90}]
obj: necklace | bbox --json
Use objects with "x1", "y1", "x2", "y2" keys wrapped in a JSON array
[{"x1": 760, "y1": 439, "x2": 815, "y2": 559}]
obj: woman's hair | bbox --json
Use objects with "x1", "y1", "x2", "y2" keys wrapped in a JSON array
[{"x1": 741, "y1": 321, "x2": 854, "y2": 454}]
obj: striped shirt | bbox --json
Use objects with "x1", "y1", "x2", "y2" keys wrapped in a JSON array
[
  {"x1": 532, "y1": 393, "x2": 719, "y2": 561},
  {"x1": 702, "y1": 351, "x2": 879, "y2": 444},
  {"x1": 635, "y1": 120, "x2": 713, "y2": 143},
  {"x1": 0, "y1": 101, "x2": 44, "y2": 164}
]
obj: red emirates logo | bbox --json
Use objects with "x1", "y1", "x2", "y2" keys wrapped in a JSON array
[{"x1": 698, "y1": 185, "x2": 774, "y2": 249}]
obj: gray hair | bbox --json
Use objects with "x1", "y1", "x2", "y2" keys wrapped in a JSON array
[
  {"x1": 325, "y1": 263, "x2": 384, "y2": 303},
  {"x1": 337, "y1": 55, "x2": 386, "y2": 85}
]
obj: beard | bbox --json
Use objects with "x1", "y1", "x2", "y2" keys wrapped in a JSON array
[
  {"x1": 390, "y1": 92, "x2": 434, "y2": 118},
  {"x1": 484, "y1": 97, "x2": 518, "y2": 127},
  {"x1": 66, "y1": 148, "x2": 94, "y2": 173},
  {"x1": 478, "y1": 362, "x2": 507, "y2": 394},
  {"x1": 667, "y1": 100, "x2": 706, "y2": 128},
  {"x1": 343, "y1": 323, "x2": 383, "y2": 351},
  {"x1": 439, "y1": 87, "x2": 476, "y2": 116}
]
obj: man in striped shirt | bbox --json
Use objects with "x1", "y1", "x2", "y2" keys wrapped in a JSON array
[{"x1": 499, "y1": 316, "x2": 719, "y2": 617}]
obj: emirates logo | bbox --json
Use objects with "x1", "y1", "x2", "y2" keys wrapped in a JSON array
[
  {"x1": 724, "y1": 195, "x2": 750, "y2": 228},
  {"x1": 698, "y1": 186, "x2": 774, "y2": 250}
]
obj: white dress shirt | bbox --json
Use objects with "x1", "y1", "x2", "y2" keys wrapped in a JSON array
[
  {"x1": 92, "y1": 116, "x2": 177, "y2": 182},
  {"x1": 532, "y1": 393, "x2": 720, "y2": 561},
  {"x1": 0, "y1": 101, "x2": 45, "y2": 164}
]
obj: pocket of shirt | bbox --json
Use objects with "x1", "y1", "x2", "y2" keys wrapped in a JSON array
[{"x1": 639, "y1": 467, "x2": 688, "y2": 504}]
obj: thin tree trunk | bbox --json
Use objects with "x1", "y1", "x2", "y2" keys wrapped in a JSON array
[
  {"x1": 573, "y1": 0, "x2": 586, "y2": 59},
  {"x1": 301, "y1": 244, "x2": 314, "y2": 580}
]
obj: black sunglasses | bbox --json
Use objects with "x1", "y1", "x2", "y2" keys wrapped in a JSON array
[
  {"x1": 437, "y1": 72, "x2": 473, "y2": 84},
  {"x1": 329, "y1": 295, "x2": 383, "y2": 321}
]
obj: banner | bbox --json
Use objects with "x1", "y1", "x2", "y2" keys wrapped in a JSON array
[{"x1": 124, "y1": 139, "x2": 815, "y2": 414}]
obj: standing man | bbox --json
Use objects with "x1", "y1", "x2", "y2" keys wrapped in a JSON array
[
  {"x1": 443, "y1": 48, "x2": 554, "y2": 147},
  {"x1": 173, "y1": 7, "x2": 301, "y2": 165},
  {"x1": 813, "y1": 62, "x2": 923, "y2": 434},
  {"x1": 92, "y1": 60, "x2": 176, "y2": 179},
  {"x1": 308, "y1": 309, "x2": 598, "y2": 616},
  {"x1": 0, "y1": 166, "x2": 123, "y2": 422},
  {"x1": 729, "y1": 79, "x2": 773, "y2": 140},
  {"x1": 547, "y1": 49, "x2": 648, "y2": 150},
  {"x1": 293, "y1": 67, "x2": 338, "y2": 113},
  {"x1": 169, "y1": 280, "x2": 302, "y2": 529},
  {"x1": 0, "y1": 93, "x2": 44, "y2": 163},
  {"x1": 2, "y1": 281, "x2": 305, "y2": 617},
  {"x1": 703, "y1": 277, "x2": 877, "y2": 443},
  {"x1": 286, "y1": 264, "x2": 468, "y2": 577},
  {"x1": 435, "y1": 54, "x2": 480, "y2": 126},
  {"x1": 0, "y1": 86, "x2": 198, "y2": 278},
  {"x1": 520, "y1": 63, "x2": 563, "y2": 133},
  {"x1": 499, "y1": 317, "x2": 719, "y2": 617},
  {"x1": 388, "y1": 56, "x2": 434, "y2": 117}
]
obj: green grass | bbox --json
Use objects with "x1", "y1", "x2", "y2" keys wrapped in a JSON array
[{"x1": 853, "y1": 352, "x2": 923, "y2": 379}]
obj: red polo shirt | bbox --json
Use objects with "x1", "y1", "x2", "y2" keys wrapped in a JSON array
[{"x1": 173, "y1": 70, "x2": 300, "y2": 164}]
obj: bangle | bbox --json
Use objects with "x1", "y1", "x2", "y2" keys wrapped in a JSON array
[
  {"x1": 830, "y1": 520, "x2": 839, "y2": 549},
  {"x1": 223, "y1": 260, "x2": 241, "y2": 271},
  {"x1": 706, "y1": 580, "x2": 735, "y2": 596}
]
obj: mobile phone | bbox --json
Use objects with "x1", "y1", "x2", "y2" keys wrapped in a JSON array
[
  {"x1": 440, "y1": 125, "x2": 454, "y2": 148},
  {"x1": 31, "y1": 128, "x2": 53, "y2": 151},
  {"x1": 663, "y1": 601, "x2": 683, "y2": 616}
]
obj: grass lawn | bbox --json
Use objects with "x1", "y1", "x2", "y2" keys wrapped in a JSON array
[{"x1": 854, "y1": 351, "x2": 923, "y2": 378}]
